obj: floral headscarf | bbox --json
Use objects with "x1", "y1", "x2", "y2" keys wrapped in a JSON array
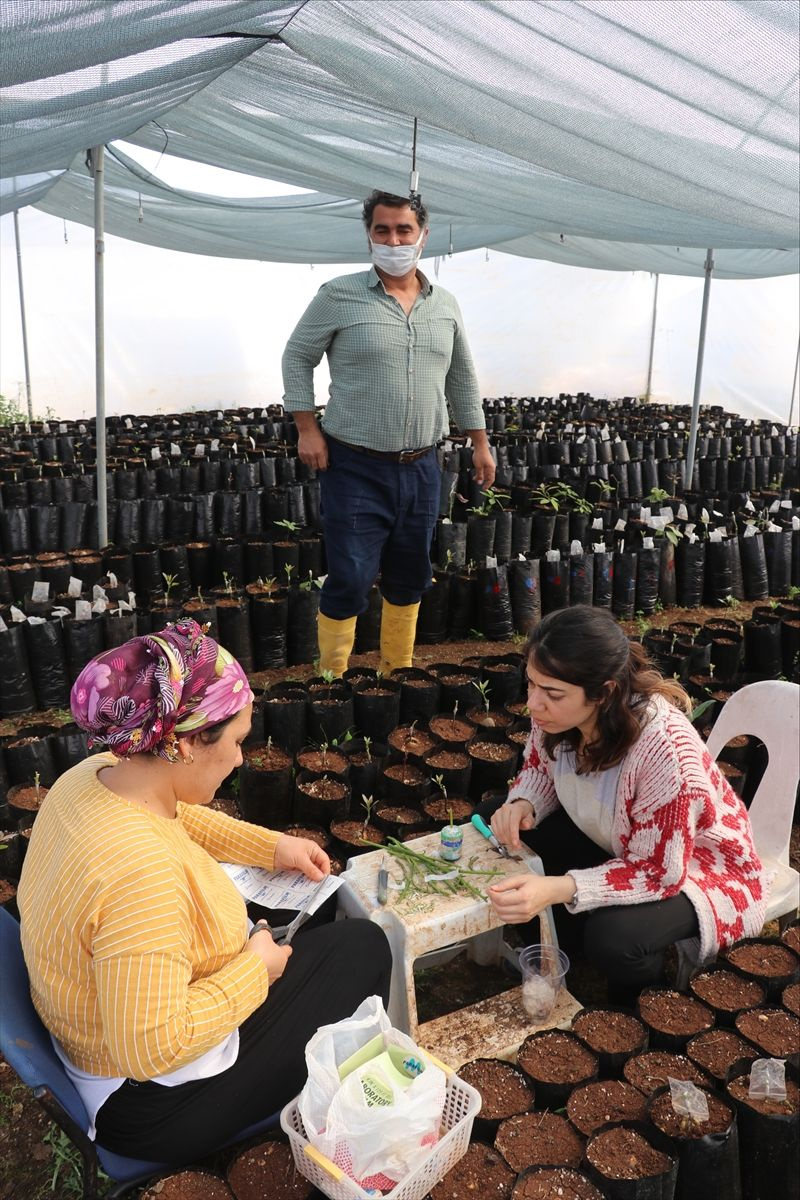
[{"x1": 70, "y1": 619, "x2": 253, "y2": 761}]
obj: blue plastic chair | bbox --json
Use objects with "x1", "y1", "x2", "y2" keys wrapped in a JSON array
[{"x1": 0, "y1": 908, "x2": 280, "y2": 1198}]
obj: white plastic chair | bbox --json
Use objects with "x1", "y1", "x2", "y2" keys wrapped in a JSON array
[
  {"x1": 705, "y1": 679, "x2": 800, "y2": 925},
  {"x1": 675, "y1": 680, "x2": 800, "y2": 989}
]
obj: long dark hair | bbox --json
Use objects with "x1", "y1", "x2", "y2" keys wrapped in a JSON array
[{"x1": 526, "y1": 606, "x2": 690, "y2": 772}]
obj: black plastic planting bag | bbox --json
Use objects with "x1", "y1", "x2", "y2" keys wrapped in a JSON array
[
  {"x1": 466, "y1": 514, "x2": 496, "y2": 562},
  {"x1": 540, "y1": 554, "x2": 569, "y2": 614},
  {"x1": 215, "y1": 598, "x2": 253, "y2": 671},
  {"x1": 115, "y1": 498, "x2": 142, "y2": 545},
  {"x1": 243, "y1": 489, "x2": 263, "y2": 537},
  {"x1": 435, "y1": 520, "x2": 467, "y2": 568},
  {"x1": 0, "y1": 625, "x2": 36, "y2": 715},
  {"x1": 263, "y1": 683, "x2": 308, "y2": 754},
  {"x1": 585, "y1": 1121, "x2": 678, "y2": 1200},
  {"x1": 727, "y1": 1063, "x2": 798, "y2": 1200},
  {"x1": 443, "y1": 570, "x2": 472, "y2": 640},
  {"x1": 510, "y1": 512, "x2": 533, "y2": 557},
  {"x1": 353, "y1": 679, "x2": 402, "y2": 742},
  {"x1": 476, "y1": 564, "x2": 514, "y2": 640},
  {"x1": 417, "y1": 573, "x2": 452, "y2": 643},
  {"x1": 764, "y1": 529, "x2": 792, "y2": 596},
  {"x1": 569, "y1": 552, "x2": 594, "y2": 606},
  {"x1": 729, "y1": 535, "x2": 745, "y2": 600},
  {"x1": 493, "y1": 510, "x2": 513, "y2": 562},
  {"x1": 298, "y1": 535, "x2": 324, "y2": 580},
  {"x1": 5, "y1": 732, "x2": 57, "y2": 787},
  {"x1": 64, "y1": 614, "x2": 105, "y2": 682},
  {"x1": 31, "y1": 505, "x2": 60, "y2": 553},
  {"x1": 743, "y1": 619, "x2": 783, "y2": 678},
  {"x1": 24, "y1": 619, "x2": 71, "y2": 709},
  {"x1": 215, "y1": 492, "x2": 242, "y2": 539},
  {"x1": 739, "y1": 531, "x2": 770, "y2": 600},
  {"x1": 287, "y1": 586, "x2": 319, "y2": 666},
  {"x1": 593, "y1": 549, "x2": 614, "y2": 609},
  {"x1": 508, "y1": 557, "x2": 541, "y2": 635},
  {"x1": 635, "y1": 547, "x2": 660, "y2": 615},
  {"x1": 647, "y1": 1086, "x2": 741, "y2": 1200},
  {"x1": 60, "y1": 501, "x2": 88, "y2": 551},
  {"x1": 251, "y1": 592, "x2": 288, "y2": 670},
  {"x1": 676, "y1": 541, "x2": 706, "y2": 608},
  {"x1": 245, "y1": 541, "x2": 274, "y2": 583},
  {"x1": 612, "y1": 550, "x2": 638, "y2": 619},
  {"x1": 531, "y1": 511, "x2": 556, "y2": 557},
  {"x1": 193, "y1": 494, "x2": 215, "y2": 539},
  {"x1": 167, "y1": 496, "x2": 195, "y2": 544},
  {"x1": 704, "y1": 539, "x2": 733, "y2": 605}
]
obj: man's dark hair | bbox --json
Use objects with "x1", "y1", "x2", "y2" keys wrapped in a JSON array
[{"x1": 362, "y1": 189, "x2": 428, "y2": 230}]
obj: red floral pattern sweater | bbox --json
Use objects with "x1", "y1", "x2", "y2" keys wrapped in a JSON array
[{"x1": 507, "y1": 695, "x2": 766, "y2": 961}]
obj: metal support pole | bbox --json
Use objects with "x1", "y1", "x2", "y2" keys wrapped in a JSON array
[
  {"x1": 93, "y1": 145, "x2": 108, "y2": 549},
  {"x1": 788, "y1": 334, "x2": 799, "y2": 426},
  {"x1": 685, "y1": 249, "x2": 715, "y2": 484},
  {"x1": 12, "y1": 209, "x2": 33, "y2": 423},
  {"x1": 645, "y1": 273, "x2": 659, "y2": 401}
]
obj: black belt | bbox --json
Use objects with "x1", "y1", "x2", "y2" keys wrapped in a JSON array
[{"x1": 327, "y1": 434, "x2": 434, "y2": 464}]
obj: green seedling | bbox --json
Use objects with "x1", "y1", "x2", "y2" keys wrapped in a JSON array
[
  {"x1": 472, "y1": 678, "x2": 492, "y2": 713},
  {"x1": 162, "y1": 572, "x2": 178, "y2": 603}
]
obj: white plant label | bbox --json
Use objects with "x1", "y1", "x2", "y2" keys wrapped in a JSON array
[
  {"x1": 31, "y1": 581, "x2": 50, "y2": 602},
  {"x1": 75, "y1": 600, "x2": 92, "y2": 621},
  {"x1": 151, "y1": 446, "x2": 161, "y2": 460},
  {"x1": 10, "y1": 606, "x2": 26, "y2": 623}
]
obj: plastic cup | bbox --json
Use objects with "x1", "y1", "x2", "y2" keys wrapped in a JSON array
[{"x1": 519, "y1": 944, "x2": 570, "y2": 1022}]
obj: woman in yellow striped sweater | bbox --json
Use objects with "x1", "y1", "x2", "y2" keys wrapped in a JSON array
[{"x1": 18, "y1": 620, "x2": 391, "y2": 1164}]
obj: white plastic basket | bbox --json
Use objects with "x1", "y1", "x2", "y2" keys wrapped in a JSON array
[{"x1": 280, "y1": 1072, "x2": 481, "y2": 1200}]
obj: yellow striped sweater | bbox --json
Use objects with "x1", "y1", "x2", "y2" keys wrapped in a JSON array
[{"x1": 18, "y1": 753, "x2": 281, "y2": 1081}]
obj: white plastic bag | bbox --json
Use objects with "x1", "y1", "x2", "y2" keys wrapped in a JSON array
[{"x1": 297, "y1": 995, "x2": 447, "y2": 1191}]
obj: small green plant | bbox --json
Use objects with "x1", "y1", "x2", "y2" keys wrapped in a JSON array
[
  {"x1": 162, "y1": 572, "x2": 178, "y2": 603},
  {"x1": 361, "y1": 793, "x2": 376, "y2": 834},
  {"x1": 690, "y1": 699, "x2": 716, "y2": 724},
  {"x1": 788, "y1": 585, "x2": 800, "y2": 600},
  {"x1": 320, "y1": 668, "x2": 336, "y2": 684},
  {"x1": 274, "y1": 518, "x2": 300, "y2": 536},
  {"x1": 633, "y1": 611, "x2": 650, "y2": 639},
  {"x1": 362, "y1": 735, "x2": 373, "y2": 763},
  {"x1": 646, "y1": 487, "x2": 670, "y2": 504},
  {"x1": 433, "y1": 773, "x2": 448, "y2": 800},
  {"x1": 222, "y1": 571, "x2": 236, "y2": 595},
  {"x1": 472, "y1": 678, "x2": 492, "y2": 712},
  {"x1": 42, "y1": 1126, "x2": 92, "y2": 1196},
  {"x1": 283, "y1": 562, "x2": 295, "y2": 585},
  {"x1": 467, "y1": 486, "x2": 510, "y2": 517},
  {"x1": 531, "y1": 483, "x2": 561, "y2": 511},
  {"x1": 593, "y1": 478, "x2": 617, "y2": 500},
  {"x1": 0, "y1": 393, "x2": 26, "y2": 426},
  {"x1": 468, "y1": 627, "x2": 487, "y2": 640},
  {"x1": 34, "y1": 770, "x2": 41, "y2": 804},
  {"x1": 298, "y1": 572, "x2": 323, "y2": 592}
]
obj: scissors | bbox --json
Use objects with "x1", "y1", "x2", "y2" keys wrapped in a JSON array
[
  {"x1": 471, "y1": 813, "x2": 523, "y2": 862},
  {"x1": 252, "y1": 877, "x2": 330, "y2": 945}
]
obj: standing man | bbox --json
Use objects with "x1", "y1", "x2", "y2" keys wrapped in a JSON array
[{"x1": 282, "y1": 189, "x2": 494, "y2": 677}]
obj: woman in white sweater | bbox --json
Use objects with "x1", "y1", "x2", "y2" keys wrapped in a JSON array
[{"x1": 484, "y1": 606, "x2": 766, "y2": 1001}]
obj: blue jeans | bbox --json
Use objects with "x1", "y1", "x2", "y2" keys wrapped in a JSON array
[{"x1": 318, "y1": 437, "x2": 440, "y2": 619}]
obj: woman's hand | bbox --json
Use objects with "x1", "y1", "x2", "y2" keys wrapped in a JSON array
[
  {"x1": 491, "y1": 799, "x2": 535, "y2": 850},
  {"x1": 274, "y1": 834, "x2": 330, "y2": 880},
  {"x1": 487, "y1": 873, "x2": 576, "y2": 923},
  {"x1": 246, "y1": 926, "x2": 293, "y2": 981}
]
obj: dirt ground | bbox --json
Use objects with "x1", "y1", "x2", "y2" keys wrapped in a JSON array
[{"x1": 2, "y1": 602, "x2": 798, "y2": 1198}]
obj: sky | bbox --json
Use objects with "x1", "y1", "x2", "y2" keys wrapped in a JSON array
[{"x1": 1, "y1": 145, "x2": 798, "y2": 424}]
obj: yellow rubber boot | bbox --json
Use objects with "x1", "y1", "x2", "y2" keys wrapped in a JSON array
[
  {"x1": 317, "y1": 613, "x2": 357, "y2": 678},
  {"x1": 379, "y1": 599, "x2": 421, "y2": 675}
]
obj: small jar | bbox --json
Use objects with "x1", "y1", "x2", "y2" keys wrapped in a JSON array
[{"x1": 440, "y1": 823, "x2": 463, "y2": 861}]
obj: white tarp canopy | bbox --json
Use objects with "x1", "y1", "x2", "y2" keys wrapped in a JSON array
[{"x1": 2, "y1": 0, "x2": 798, "y2": 278}]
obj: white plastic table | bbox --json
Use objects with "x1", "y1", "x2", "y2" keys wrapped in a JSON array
[{"x1": 337, "y1": 824, "x2": 580, "y2": 1066}]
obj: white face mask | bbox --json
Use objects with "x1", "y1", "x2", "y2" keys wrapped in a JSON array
[{"x1": 369, "y1": 228, "x2": 426, "y2": 276}]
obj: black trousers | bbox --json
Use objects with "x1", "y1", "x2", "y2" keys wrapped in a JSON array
[
  {"x1": 94, "y1": 918, "x2": 392, "y2": 1165},
  {"x1": 477, "y1": 800, "x2": 699, "y2": 996}
]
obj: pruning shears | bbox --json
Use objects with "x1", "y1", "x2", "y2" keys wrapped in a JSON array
[{"x1": 471, "y1": 813, "x2": 523, "y2": 862}]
